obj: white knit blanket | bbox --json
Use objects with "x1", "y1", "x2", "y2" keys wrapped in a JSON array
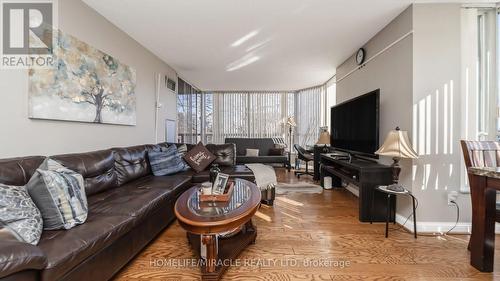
[{"x1": 245, "y1": 164, "x2": 277, "y2": 190}]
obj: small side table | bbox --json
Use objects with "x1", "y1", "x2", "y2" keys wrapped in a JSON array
[{"x1": 371, "y1": 186, "x2": 417, "y2": 238}]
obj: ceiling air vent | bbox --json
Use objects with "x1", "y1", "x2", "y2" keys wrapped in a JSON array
[{"x1": 165, "y1": 76, "x2": 176, "y2": 92}]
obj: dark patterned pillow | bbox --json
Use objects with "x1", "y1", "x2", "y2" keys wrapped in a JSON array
[
  {"x1": 183, "y1": 142, "x2": 216, "y2": 172},
  {"x1": 26, "y1": 159, "x2": 88, "y2": 230},
  {"x1": 0, "y1": 184, "x2": 42, "y2": 245},
  {"x1": 148, "y1": 145, "x2": 187, "y2": 176}
]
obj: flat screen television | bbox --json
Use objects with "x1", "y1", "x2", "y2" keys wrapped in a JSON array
[{"x1": 330, "y1": 89, "x2": 380, "y2": 158}]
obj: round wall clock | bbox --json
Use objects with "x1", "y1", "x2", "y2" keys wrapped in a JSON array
[{"x1": 356, "y1": 48, "x2": 365, "y2": 65}]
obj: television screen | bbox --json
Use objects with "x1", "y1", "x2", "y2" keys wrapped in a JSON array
[{"x1": 330, "y1": 89, "x2": 379, "y2": 158}]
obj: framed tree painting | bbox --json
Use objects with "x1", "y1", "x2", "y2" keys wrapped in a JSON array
[{"x1": 29, "y1": 30, "x2": 137, "y2": 125}]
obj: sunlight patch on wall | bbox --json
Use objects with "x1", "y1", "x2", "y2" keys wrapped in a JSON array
[
  {"x1": 412, "y1": 80, "x2": 456, "y2": 192},
  {"x1": 435, "y1": 89, "x2": 440, "y2": 155}
]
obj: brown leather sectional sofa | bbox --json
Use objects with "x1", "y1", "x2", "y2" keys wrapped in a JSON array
[{"x1": 0, "y1": 142, "x2": 254, "y2": 281}]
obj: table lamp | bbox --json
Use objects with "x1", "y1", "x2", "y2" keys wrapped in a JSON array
[
  {"x1": 316, "y1": 128, "x2": 331, "y2": 146},
  {"x1": 375, "y1": 127, "x2": 418, "y2": 192}
]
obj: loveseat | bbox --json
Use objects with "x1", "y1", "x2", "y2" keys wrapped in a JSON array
[
  {"x1": 0, "y1": 142, "x2": 254, "y2": 281},
  {"x1": 225, "y1": 138, "x2": 290, "y2": 170}
]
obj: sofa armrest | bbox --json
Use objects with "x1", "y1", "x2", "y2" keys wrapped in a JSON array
[{"x1": 0, "y1": 239, "x2": 47, "y2": 279}]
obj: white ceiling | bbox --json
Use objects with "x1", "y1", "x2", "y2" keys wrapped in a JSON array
[{"x1": 83, "y1": 0, "x2": 495, "y2": 91}]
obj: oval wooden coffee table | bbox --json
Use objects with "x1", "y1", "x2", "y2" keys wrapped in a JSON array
[{"x1": 174, "y1": 178, "x2": 261, "y2": 281}]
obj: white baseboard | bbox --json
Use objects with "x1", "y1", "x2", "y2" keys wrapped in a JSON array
[{"x1": 395, "y1": 213, "x2": 500, "y2": 234}]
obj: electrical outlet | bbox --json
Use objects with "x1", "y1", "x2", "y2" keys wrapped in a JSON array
[{"x1": 447, "y1": 191, "x2": 458, "y2": 206}]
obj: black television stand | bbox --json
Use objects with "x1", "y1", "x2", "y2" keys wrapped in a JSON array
[{"x1": 320, "y1": 154, "x2": 394, "y2": 222}]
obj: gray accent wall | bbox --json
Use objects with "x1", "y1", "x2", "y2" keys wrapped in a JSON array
[
  {"x1": 0, "y1": 0, "x2": 178, "y2": 158},
  {"x1": 336, "y1": 4, "x2": 471, "y2": 226},
  {"x1": 336, "y1": 6, "x2": 415, "y2": 220}
]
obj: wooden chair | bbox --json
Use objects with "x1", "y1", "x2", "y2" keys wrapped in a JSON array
[{"x1": 460, "y1": 140, "x2": 500, "y2": 249}]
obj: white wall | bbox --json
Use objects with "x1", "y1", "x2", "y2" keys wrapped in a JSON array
[
  {"x1": 0, "y1": 0, "x2": 177, "y2": 158},
  {"x1": 412, "y1": 4, "x2": 468, "y2": 225}
]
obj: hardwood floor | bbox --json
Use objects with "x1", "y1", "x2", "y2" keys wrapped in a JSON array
[{"x1": 113, "y1": 168, "x2": 500, "y2": 281}]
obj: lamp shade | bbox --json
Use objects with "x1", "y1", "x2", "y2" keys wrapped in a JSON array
[
  {"x1": 316, "y1": 131, "x2": 331, "y2": 145},
  {"x1": 286, "y1": 116, "x2": 296, "y2": 127},
  {"x1": 375, "y1": 127, "x2": 418, "y2": 159}
]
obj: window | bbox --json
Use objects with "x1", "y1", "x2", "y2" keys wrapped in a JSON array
[
  {"x1": 177, "y1": 78, "x2": 202, "y2": 144},
  {"x1": 460, "y1": 7, "x2": 498, "y2": 192},
  {"x1": 177, "y1": 85, "x2": 333, "y2": 146},
  {"x1": 295, "y1": 85, "x2": 326, "y2": 146},
  {"x1": 326, "y1": 79, "x2": 337, "y2": 130},
  {"x1": 210, "y1": 91, "x2": 295, "y2": 143}
]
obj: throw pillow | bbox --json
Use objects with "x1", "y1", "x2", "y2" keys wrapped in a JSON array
[
  {"x1": 26, "y1": 159, "x2": 88, "y2": 230},
  {"x1": 269, "y1": 148, "x2": 285, "y2": 156},
  {"x1": 274, "y1": 143, "x2": 287, "y2": 149},
  {"x1": 183, "y1": 142, "x2": 216, "y2": 172},
  {"x1": 149, "y1": 145, "x2": 187, "y2": 176},
  {"x1": 175, "y1": 144, "x2": 191, "y2": 170},
  {"x1": 0, "y1": 184, "x2": 43, "y2": 245},
  {"x1": 246, "y1": 149, "x2": 259, "y2": 157}
]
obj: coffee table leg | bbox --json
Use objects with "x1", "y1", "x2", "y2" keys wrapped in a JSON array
[
  {"x1": 201, "y1": 234, "x2": 218, "y2": 273},
  {"x1": 244, "y1": 220, "x2": 257, "y2": 243}
]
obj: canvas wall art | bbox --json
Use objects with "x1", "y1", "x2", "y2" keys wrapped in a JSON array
[{"x1": 29, "y1": 30, "x2": 137, "y2": 125}]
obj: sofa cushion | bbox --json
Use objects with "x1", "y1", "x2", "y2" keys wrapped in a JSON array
[
  {"x1": 51, "y1": 149, "x2": 117, "y2": 196},
  {"x1": 27, "y1": 159, "x2": 88, "y2": 230},
  {"x1": 183, "y1": 142, "x2": 216, "y2": 172},
  {"x1": 0, "y1": 236, "x2": 48, "y2": 279},
  {"x1": 38, "y1": 213, "x2": 135, "y2": 281},
  {"x1": 88, "y1": 175, "x2": 191, "y2": 221},
  {"x1": 0, "y1": 156, "x2": 45, "y2": 186},
  {"x1": 191, "y1": 165, "x2": 255, "y2": 183},
  {"x1": 113, "y1": 144, "x2": 160, "y2": 186},
  {"x1": 206, "y1": 143, "x2": 236, "y2": 166}
]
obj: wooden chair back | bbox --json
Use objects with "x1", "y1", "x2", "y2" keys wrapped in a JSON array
[{"x1": 461, "y1": 140, "x2": 500, "y2": 169}]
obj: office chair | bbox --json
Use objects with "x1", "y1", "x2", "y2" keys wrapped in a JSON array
[{"x1": 294, "y1": 144, "x2": 314, "y2": 178}]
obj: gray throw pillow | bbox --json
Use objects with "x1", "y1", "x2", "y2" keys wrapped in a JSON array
[
  {"x1": 175, "y1": 144, "x2": 191, "y2": 171},
  {"x1": 148, "y1": 145, "x2": 187, "y2": 176},
  {"x1": 26, "y1": 159, "x2": 88, "y2": 230},
  {"x1": 0, "y1": 183, "x2": 43, "y2": 245}
]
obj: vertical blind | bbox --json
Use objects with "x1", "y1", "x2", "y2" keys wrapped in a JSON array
[
  {"x1": 295, "y1": 85, "x2": 326, "y2": 146},
  {"x1": 177, "y1": 78, "x2": 202, "y2": 144},
  {"x1": 178, "y1": 83, "x2": 333, "y2": 146},
  {"x1": 211, "y1": 91, "x2": 295, "y2": 143}
]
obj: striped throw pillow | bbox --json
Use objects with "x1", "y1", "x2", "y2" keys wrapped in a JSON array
[
  {"x1": 176, "y1": 144, "x2": 191, "y2": 170},
  {"x1": 148, "y1": 145, "x2": 187, "y2": 176},
  {"x1": 26, "y1": 159, "x2": 88, "y2": 230}
]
